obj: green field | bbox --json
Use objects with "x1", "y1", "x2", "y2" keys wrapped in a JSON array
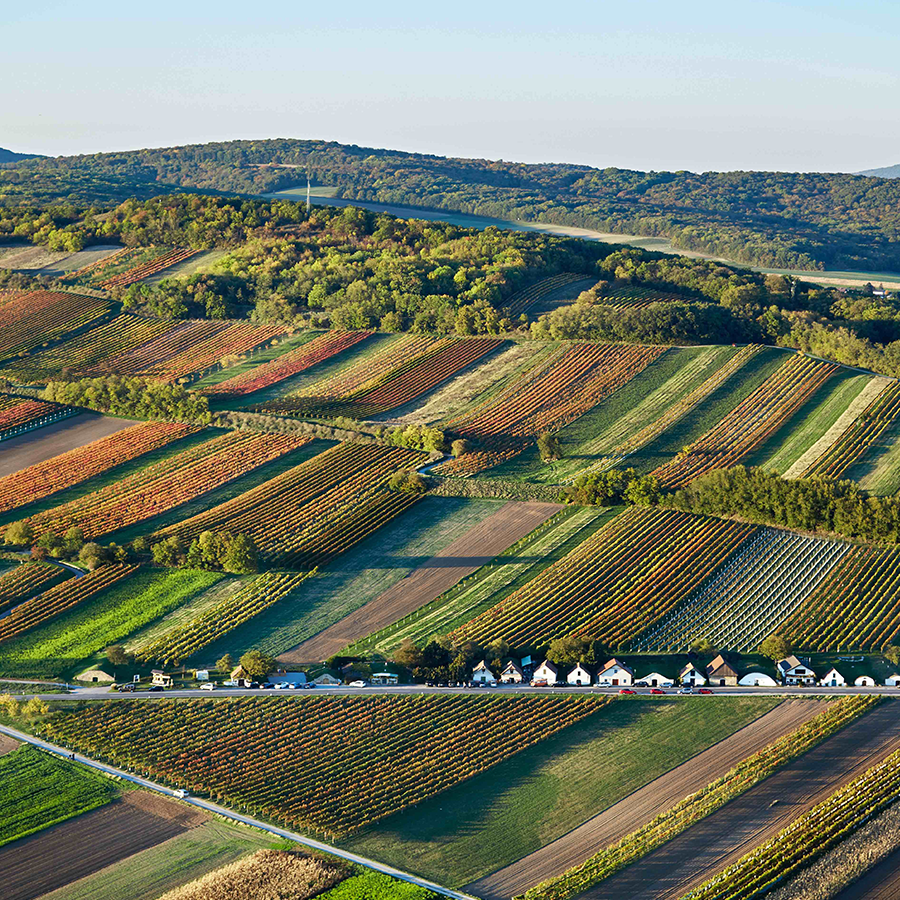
[
  {"x1": 0, "y1": 745, "x2": 119, "y2": 847},
  {"x1": 192, "y1": 497, "x2": 503, "y2": 663},
  {"x1": 349, "y1": 506, "x2": 620, "y2": 655},
  {"x1": 38, "y1": 819, "x2": 291, "y2": 900},
  {"x1": 852, "y1": 416, "x2": 900, "y2": 495},
  {"x1": 341, "y1": 696, "x2": 779, "y2": 887},
  {"x1": 0, "y1": 568, "x2": 222, "y2": 679}
]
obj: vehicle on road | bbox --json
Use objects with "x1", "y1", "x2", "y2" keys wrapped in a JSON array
[
  {"x1": 677, "y1": 686, "x2": 694, "y2": 695},
  {"x1": 199, "y1": 682, "x2": 216, "y2": 691},
  {"x1": 618, "y1": 688, "x2": 636, "y2": 695},
  {"x1": 348, "y1": 680, "x2": 368, "y2": 687},
  {"x1": 650, "y1": 688, "x2": 667, "y2": 695},
  {"x1": 148, "y1": 685, "x2": 165, "y2": 692},
  {"x1": 699, "y1": 687, "x2": 714, "y2": 694}
]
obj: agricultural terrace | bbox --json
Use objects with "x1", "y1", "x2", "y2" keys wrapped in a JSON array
[
  {"x1": 63, "y1": 246, "x2": 198, "y2": 289},
  {"x1": 5, "y1": 430, "x2": 310, "y2": 541},
  {"x1": 41, "y1": 694, "x2": 609, "y2": 837},
  {"x1": 599, "y1": 284, "x2": 692, "y2": 309},
  {"x1": 439, "y1": 342, "x2": 666, "y2": 475},
  {"x1": 505, "y1": 273, "x2": 597, "y2": 317},
  {"x1": 0, "y1": 394, "x2": 76, "y2": 439},
  {"x1": 452, "y1": 507, "x2": 755, "y2": 649},
  {"x1": 154, "y1": 443, "x2": 427, "y2": 567},
  {"x1": 0, "y1": 561, "x2": 71, "y2": 614}
]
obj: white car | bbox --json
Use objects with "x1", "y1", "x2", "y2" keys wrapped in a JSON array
[
  {"x1": 199, "y1": 682, "x2": 216, "y2": 691},
  {"x1": 348, "y1": 680, "x2": 368, "y2": 687},
  {"x1": 272, "y1": 682, "x2": 290, "y2": 690},
  {"x1": 677, "y1": 686, "x2": 694, "y2": 695}
]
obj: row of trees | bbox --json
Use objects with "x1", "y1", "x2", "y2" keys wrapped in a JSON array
[{"x1": 145, "y1": 531, "x2": 259, "y2": 574}]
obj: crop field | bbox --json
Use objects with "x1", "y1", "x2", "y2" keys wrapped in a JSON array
[
  {"x1": 638, "y1": 528, "x2": 852, "y2": 653},
  {"x1": 0, "y1": 290, "x2": 112, "y2": 359},
  {"x1": 5, "y1": 430, "x2": 310, "y2": 541},
  {"x1": 452, "y1": 507, "x2": 755, "y2": 649},
  {"x1": 505, "y1": 273, "x2": 597, "y2": 316},
  {"x1": 0, "y1": 420, "x2": 199, "y2": 514},
  {"x1": 0, "y1": 395, "x2": 76, "y2": 440},
  {"x1": 652, "y1": 354, "x2": 838, "y2": 488},
  {"x1": 203, "y1": 330, "x2": 370, "y2": 396},
  {"x1": 439, "y1": 342, "x2": 666, "y2": 475},
  {"x1": 154, "y1": 442, "x2": 425, "y2": 567},
  {"x1": 42, "y1": 694, "x2": 610, "y2": 838},
  {"x1": 0, "y1": 562, "x2": 71, "y2": 614},
  {"x1": 64, "y1": 246, "x2": 199, "y2": 288},
  {"x1": 599, "y1": 284, "x2": 693, "y2": 309},
  {"x1": 256, "y1": 336, "x2": 504, "y2": 420},
  {"x1": 0, "y1": 744, "x2": 118, "y2": 848}
]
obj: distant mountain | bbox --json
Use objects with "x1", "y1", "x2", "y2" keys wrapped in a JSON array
[
  {"x1": 0, "y1": 148, "x2": 43, "y2": 164},
  {"x1": 857, "y1": 163, "x2": 900, "y2": 179}
]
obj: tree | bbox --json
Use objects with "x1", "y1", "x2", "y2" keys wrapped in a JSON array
[
  {"x1": 222, "y1": 534, "x2": 259, "y2": 574},
  {"x1": 64, "y1": 526, "x2": 85, "y2": 556},
  {"x1": 4, "y1": 521, "x2": 33, "y2": 546},
  {"x1": 22, "y1": 697, "x2": 49, "y2": 719},
  {"x1": 216, "y1": 653, "x2": 234, "y2": 674},
  {"x1": 79, "y1": 542, "x2": 107, "y2": 571},
  {"x1": 759, "y1": 634, "x2": 790, "y2": 661},
  {"x1": 152, "y1": 535, "x2": 184, "y2": 567},
  {"x1": 537, "y1": 431, "x2": 562, "y2": 463},
  {"x1": 0, "y1": 693, "x2": 20, "y2": 717},
  {"x1": 885, "y1": 645, "x2": 900, "y2": 667},
  {"x1": 451, "y1": 438, "x2": 471, "y2": 457},
  {"x1": 106, "y1": 645, "x2": 131, "y2": 667},
  {"x1": 691, "y1": 637, "x2": 715, "y2": 654},
  {"x1": 392, "y1": 638, "x2": 423, "y2": 670},
  {"x1": 546, "y1": 634, "x2": 592, "y2": 666},
  {"x1": 239, "y1": 650, "x2": 274, "y2": 680}
]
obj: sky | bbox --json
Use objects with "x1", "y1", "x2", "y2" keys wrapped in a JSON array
[{"x1": 5, "y1": 0, "x2": 899, "y2": 173}]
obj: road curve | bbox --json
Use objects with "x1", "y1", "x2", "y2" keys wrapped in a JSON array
[{"x1": 0, "y1": 722, "x2": 477, "y2": 900}]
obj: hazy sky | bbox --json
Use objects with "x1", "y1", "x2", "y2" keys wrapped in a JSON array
[{"x1": 7, "y1": 0, "x2": 899, "y2": 173}]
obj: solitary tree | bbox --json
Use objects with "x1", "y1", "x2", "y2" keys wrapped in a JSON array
[
  {"x1": 885, "y1": 645, "x2": 900, "y2": 666},
  {"x1": 691, "y1": 637, "x2": 715, "y2": 655},
  {"x1": 222, "y1": 534, "x2": 259, "y2": 574},
  {"x1": 216, "y1": 653, "x2": 235, "y2": 674},
  {"x1": 239, "y1": 650, "x2": 275, "y2": 680},
  {"x1": 4, "y1": 521, "x2": 33, "y2": 546},
  {"x1": 759, "y1": 634, "x2": 790, "y2": 661},
  {"x1": 537, "y1": 432, "x2": 562, "y2": 463},
  {"x1": 106, "y1": 645, "x2": 131, "y2": 667}
]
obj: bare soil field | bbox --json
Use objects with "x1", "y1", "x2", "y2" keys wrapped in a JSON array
[
  {"x1": 281, "y1": 500, "x2": 562, "y2": 663},
  {"x1": 469, "y1": 699, "x2": 826, "y2": 900},
  {"x1": 0, "y1": 245, "x2": 120, "y2": 276},
  {"x1": 0, "y1": 413, "x2": 136, "y2": 478},
  {"x1": 0, "y1": 790, "x2": 207, "y2": 900},
  {"x1": 0, "y1": 732, "x2": 19, "y2": 755},
  {"x1": 571, "y1": 701, "x2": 900, "y2": 900},
  {"x1": 834, "y1": 849, "x2": 900, "y2": 900}
]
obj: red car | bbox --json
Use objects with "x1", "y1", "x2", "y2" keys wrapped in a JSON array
[
  {"x1": 618, "y1": 688, "x2": 636, "y2": 695},
  {"x1": 698, "y1": 688, "x2": 714, "y2": 695},
  {"x1": 650, "y1": 688, "x2": 667, "y2": 695}
]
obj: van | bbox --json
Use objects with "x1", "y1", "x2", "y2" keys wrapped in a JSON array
[{"x1": 174, "y1": 789, "x2": 189, "y2": 799}]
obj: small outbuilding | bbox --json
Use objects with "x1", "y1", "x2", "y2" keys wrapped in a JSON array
[
  {"x1": 855, "y1": 675, "x2": 876, "y2": 687},
  {"x1": 500, "y1": 660, "x2": 525, "y2": 684},
  {"x1": 371, "y1": 672, "x2": 399, "y2": 685},
  {"x1": 706, "y1": 654, "x2": 738, "y2": 687},
  {"x1": 738, "y1": 672, "x2": 777, "y2": 687},
  {"x1": 195, "y1": 669, "x2": 209, "y2": 682},
  {"x1": 472, "y1": 660, "x2": 497, "y2": 684},
  {"x1": 567, "y1": 663, "x2": 593, "y2": 686},
  {"x1": 679, "y1": 663, "x2": 707, "y2": 687},
  {"x1": 886, "y1": 673, "x2": 900, "y2": 688},
  {"x1": 532, "y1": 660, "x2": 559, "y2": 686},
  {"x1": 77, "y1": 668, "x2": 115, "y2": 684},
  {"x1": 819, "y1": 667, "x2": 846, "y2": 687},
  {"x1": 595, "y1": 658, "x2": 634, "y2": 687},
  {"x1": 638, "y1": 672, "x2": 674, "y2": 688},
  {"x1": 777, "y1": 656, "x2": 816, "y2": 686},
  {"x1": 313, "y1": 673, "x2": 341, "y2": 686},
  {"x1": 151, "y1": 670, "x2": 173, "y2": 688}
]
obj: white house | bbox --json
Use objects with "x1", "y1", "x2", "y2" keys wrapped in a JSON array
[
  {"x1": 472, "y1": 660, "x2": 497, "y2": 684},
  {"x1": 371, "y1": 671, "x2": 399, "y2": 685},
  {"x1": 151, "y1": 669, "x2": 173, "y2": 688},
  {"x1": 855, "y1": 675, "x2": 877, "y2": 687},
  {"x1": 595, "y1": 658, "x2": 634, "y2": 687},
  {"x1": 532, "y1": 660, "x2": 559, "y2": 685},
  {"x1": 777, "y1": 656, "x2": 816, "y2": 685},
  {"x1": 819, "y1": 667, "x2": 846, "y2": 687},
  {"x1": 886, "y1": 673, "x2": 900, "y2": 688},
  {"x1": 500, "y1": 660, "x2": 525, "y2": 683},
  {"x1": 738, "y1": 672, "x2": 778, "y2": 687},
  {"x1": 638, "y1": 672, "x2": 674, "y2": 688},
  {"x1": 679, "y1": 663, "x2": 707, "y2": 687},
  {"x1": 567, "y1": 663, "x2": 593, "y2": 686}
]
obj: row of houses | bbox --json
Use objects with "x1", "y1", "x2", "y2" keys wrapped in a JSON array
[{"x1": 776, "y1": 656, "x2": 899, "y2": 687}]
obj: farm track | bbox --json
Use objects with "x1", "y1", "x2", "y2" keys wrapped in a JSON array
[
  {"x1": 468, "y1": 699, "x2": 825, "y2": 900},
  {"x1": 281, "y1": 500, "x2": 562, "y2": 663},
  {"x1": 570, "y1": 702, "x2": 900, "y2": 900},
  {"x1": 832, "y1": 848, "x2": 900, "y2": 899},
  {"x1": 0, "y1": 791, "x2": 207, "y2": 900}
]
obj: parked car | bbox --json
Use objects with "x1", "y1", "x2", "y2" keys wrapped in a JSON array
[
  {"x1": 650, "y1": 688, "x2": 667, "y2": 695},
  {"x1": 118, "y1": 683, "x2": 135, "y2": 692},
  {"x1": 272, "y1": 682, "x2": 290, "y2": 689},
  {"x1": 348, "y1": 680, "x2": 367, "y2": 688},
  {"x1": 173, "y1": 789, "x2": 190, "y2": 799},
  {"x1": 260, "y1": 682, "x2": 275, "y2": 690},
  {"x1": 148, "y1": 685, "x2": 165, "y2": 692},
  {"x1": 634, "y1": 681, "x2": 648, "y2": 687},
  {"x1": 199, "y1": 682, "x2": 216, "y2": 691},
  {"x1": 677, "y1": 686, "x2": 694, "y2": 695},
  {"x1": 698, "y1": 688, "x2": 714, "y2": 695},
  {"x1": 618, "y1": 688, "x2": 636, "y2": 695}
]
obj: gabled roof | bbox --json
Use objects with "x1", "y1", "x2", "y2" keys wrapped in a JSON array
[
  {"x1": 820, "y1": 667, "x2": 844, "y2": 679},
  {"x1": 599, "y1": 658, "x2": 634, "y2": 675},
  {"x1": 640, "y1": 672, "x2": 673, "y2": 682},
  {"x1": 569, "y1": 663, "x2": 592, "y2": 675},
  {"x1": 502, "y1": 660, "x2": 524, "y2": 674},
  {"x1": 679, "y1": 662, "x2": 703, "y2": 677},
  {"x1": 473, "y1": 659, "x2": 492, "y2": 672},
  {"x1": 777, "y1": 655, "x2": 805, "y2": 672},
  {"x1": 536, "y1": 660, "x2": 558, "y2": 674},
  {"x1": 706, "y1": 654, "x2": 738, "y2": 677}
]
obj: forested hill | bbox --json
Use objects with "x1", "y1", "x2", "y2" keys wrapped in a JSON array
[
  {"x1": 0, "y1": 148, "x2": 42, "y2": 164},
  {"x1": 2, "y1": 138, "x2": 900, "y2": 272},
  {"x1": 858, "y1": 163, "x2": 900, "y2": 179}
]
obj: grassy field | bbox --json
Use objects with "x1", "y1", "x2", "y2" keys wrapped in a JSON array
[
  {"x1": 0, "y1": 745, "x2": 119, "y2": 847},
  {"x1": 745, "y1": 371, "x2": 871, "y2": 473},
  {"x1": 191, "y1": 497, "x2": 503, "y2": 663},
  {"x1": 853, "y1": 417, "x2": 900, "y2": 495},
  {"x1": 349, "y1": 506, "x2": 620, "y2": 655},
  {"x1": 140, "y1": 249, "x2": 229, "y2": 286},
  {"x1": 37, "y1": 819, "x2": 292, "y2": 900},
  {"x1": 0, "y1": 569, "x2": 222, "y2": 679},
  {"x1": 341, "y1": 696, "x2": 779, "y2": 887}
]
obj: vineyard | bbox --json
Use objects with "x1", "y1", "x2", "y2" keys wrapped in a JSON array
[
  {"x1": 0, "y1": 563, "x2": 137, "y2": 643},
  {"x1": 64, "y1": 246, "x2": 199, "y2": 289},
  {"x1": 0, "y1": 290, "x2": 112, "y2": 359},
  {"x1": 600, "y1": 284, "x2": 693, "y2": 309},
  {"x1": 452, "y1": 507, "x2": 756, "y2": 649},
  {"x1": 257, "y1": 337, "x2": 503, "y2": 419},
  {"x1": 0, "y1": 420, "x2": 200, "y2": 514},
  {"x1": 203, "y1": 331, "x2": 370, "y2": 396},
  {"x1": 0, "y1": 563, "x2": 70, "y2": 615},
  {"x1": 638, "y1": 528, "x2": 851, "y2": 653},
  {"x1": 136, "y1": 571, "x2": 311, "y2": 664},
  {"x1": 439, "y1": 342, "x2": 666, "y2": 475},
  {"x1": 154, "y1": 443, "x2": 426, "y2": 567},
  {"x1": 779, "y1": 545, "x2": 900, "y2": 652},
  {"x1": 505, "y1": 274, "x2": 596, "y2": 316},
  {"x1": 652, "y1": 354, "x2": 838, "y2": 488},
  {"x1": 5, "y1": 430, "x2": 311, "y2": 541},
  {"x1": 41, "y1": 694, "x2": 609, "y2": 837},
  {"x1": 0, "y1": 395, "x2": 76, "y2": 440}
]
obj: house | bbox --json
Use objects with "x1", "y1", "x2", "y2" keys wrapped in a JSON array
[
  {"x1": 500, "y1": 660, "x2": 525, "y2": 684},
  {"x1": 472, "y1": 660, "x2": 497, "y2": 684},
  {"x1": 776, "y1": 656, "x2": 816, "y2": 685},
  {"x1": 230, "y1": 665, "x2": 246, "y2": 681},
  {"x1": 819, "y1": 667, "x2": 846, "y2": 687},
  {"x1": 567, "y1": 663, "x2": 593, "y2": 686},
  {"x1": 151, "y1": 670, "x2": 173, "y2": 688},
  {"x1": 595, "y1": 658, "x2": 634, "y2": 687},
  {"x1": 706, "y1": 654, "x2": 738, "y2": 687},
  {"x1": 886, "y1": 674, "x2": 900, "y2": 688},
  {"x1": 532, "y1": 660, "x2": 559, "y2": 685},
  {"x1": 679, "y1": 663, "x2": 707, "y2": 687},
  {"x1": 371, "y1": 672, "x2": 399, "y2": 685},
  {"x1": 637, "y1": 672, "x2": 674, "y2": 688},
  {"x1": 738, "y1": 672, "x2": 778, "y2": 687},
  {"x1": 313, "y1": 673, "x2": 341, "y2": 686},
  {"x1": 855, "y1": 675, "x2": 877, "y2": 687}
]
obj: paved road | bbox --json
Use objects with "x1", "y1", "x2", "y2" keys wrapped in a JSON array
[{"x1": 0, "y1": 722, "x2": 477, "y2": 900}]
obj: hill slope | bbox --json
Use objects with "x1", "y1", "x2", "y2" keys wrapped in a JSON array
[
  {"x1": 0, "y1": 148, "x2": 43, "y2": 164},
  {"x1": 858, "y1": 163, "x2": 900, "y2": 179}
]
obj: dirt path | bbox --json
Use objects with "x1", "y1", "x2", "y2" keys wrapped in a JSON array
[
  {"x1": 0, "y1": 413, "x2": 135, "y2": 478},
  {"x1": 0, "y1": 732, "x2": 19, "y2": 756},
  {"x1": 469, "y1": 699, "x2": 825, "y2": 900},
  {"x1": 280, "y1": 500, "x2": 562, "y2": 663},
  {"x1": 0, "y1": 790, "x2": 207, "y2": 900},
  {"x1": 571, "y1": 702, "x2": 900, "y2": 900},
  {"x1": 833, "y1": 848, "x2": 900, "y2": 899}
]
